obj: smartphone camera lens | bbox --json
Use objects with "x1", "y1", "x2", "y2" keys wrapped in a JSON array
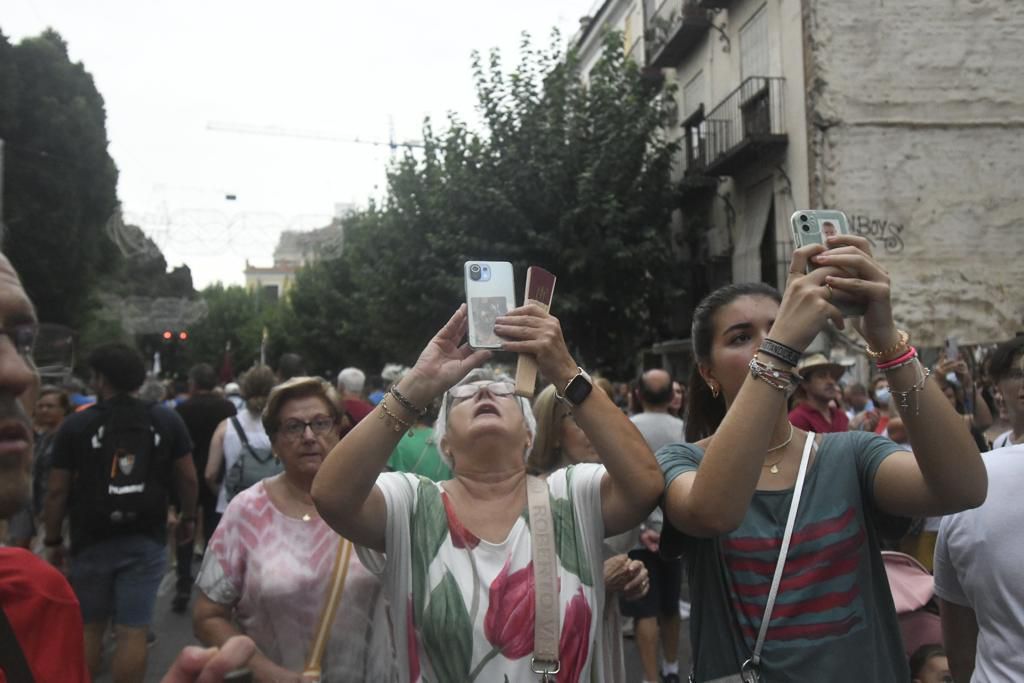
[
  {"x1": 799, "y1": 215, "x2": 808, "y2": 222},
  {"x1": 469, "y1": 264, "x2": 481, "y2": 281},
  {"x1": 802, "y1": 224, "x2": 811, "y2": 232}
]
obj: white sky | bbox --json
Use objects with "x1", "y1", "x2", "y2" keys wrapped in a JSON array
[{"x1": 4, "y1": 0, "x2": 597, "y2": 287}]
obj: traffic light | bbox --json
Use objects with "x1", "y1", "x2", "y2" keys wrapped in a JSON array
[
  {"x1": 162, "y1": 330, "x2": 173, "y2": 341},
  {"x1": 178, "y1": 331, "x2": 188, "y2": 341}
]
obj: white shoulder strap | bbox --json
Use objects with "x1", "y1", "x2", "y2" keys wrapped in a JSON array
[{"x1": 748, "y1": 431, "x2": 815, "y2": 669}]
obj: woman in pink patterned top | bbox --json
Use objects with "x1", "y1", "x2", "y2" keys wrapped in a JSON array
[{"x1": 193, "y1": 377, "x2": 396, "y2": 682}]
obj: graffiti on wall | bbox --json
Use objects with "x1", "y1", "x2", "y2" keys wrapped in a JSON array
[{"x1": 848, "y1": 214, "x2": 905, "y2": 255}]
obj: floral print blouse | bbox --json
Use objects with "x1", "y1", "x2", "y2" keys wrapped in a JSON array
[{"x1": 357, "y1": 464, "x2": 608, "y2": 683}]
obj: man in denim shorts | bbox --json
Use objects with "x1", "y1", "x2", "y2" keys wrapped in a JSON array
[{"x1": 45, "y1": 343, "x2": 197, "y2": 682}]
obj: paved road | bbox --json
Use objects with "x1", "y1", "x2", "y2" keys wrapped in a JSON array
[{"x1": 94, "y1": 555, "x2": 692, "y2": 682}]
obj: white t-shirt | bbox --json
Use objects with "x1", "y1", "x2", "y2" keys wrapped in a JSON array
[
  {"x1": 934, "y1": 445, "x2": 1024, "y2": 683},
  {"x1": 992, "y1": 430, "x2": 1016, "y2": 449},
  {"x1": 216, "y1": 409, "x2": 272, "y2": 513}
]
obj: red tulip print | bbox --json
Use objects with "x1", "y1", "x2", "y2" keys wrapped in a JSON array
[{"x1": 483, "y1": 558, "x2": 535, "y2": 659}]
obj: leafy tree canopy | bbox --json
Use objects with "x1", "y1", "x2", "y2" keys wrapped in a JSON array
[{"x1": 289, "y1": 32, "x2": 682, "y2": 376}]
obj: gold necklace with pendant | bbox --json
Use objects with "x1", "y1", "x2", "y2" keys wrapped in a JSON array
[{"x1": 763, "y1": 425, "x2": 795, "y2": 474}]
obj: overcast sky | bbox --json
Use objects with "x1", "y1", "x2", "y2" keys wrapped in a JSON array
[{"x1": 4, "y1": 0, "x2": 596, "y2": 287}]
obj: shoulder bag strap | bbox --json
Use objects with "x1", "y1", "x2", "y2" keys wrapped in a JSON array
[
  {"x1": 0, "y1": 605, "x2": 35, "y2": 682},
  {"x1": 526, "y1": 474, "x2": 560, "y2": 681},
  {"x1": 230, "y1": 416, "x2": 253, "y2": 453},
  {"x1": 303, "y1": 537, "x2": 354, "y2": 682},
  {"x1": 744, "y1": 431, "x2": 816, "y2": 675}
]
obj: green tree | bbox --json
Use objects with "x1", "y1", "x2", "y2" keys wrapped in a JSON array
[
  {"x1": 303, "y1": 32, "x2": 680, "y2": 374},
  {"x1": 0, "y1": 29, "x2": 121, "y2": 328},
  {"x1": 184, "y1": 284, "x2": 277, "y2": 377}
]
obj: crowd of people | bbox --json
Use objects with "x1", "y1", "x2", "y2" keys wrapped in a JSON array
[{"x1": 1, "y1": 233, "x2": 1022, "y2": 683}]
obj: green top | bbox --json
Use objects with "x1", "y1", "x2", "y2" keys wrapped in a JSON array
[
  {"x1": 387, "y1": 427, "x2": 452, "y2": 482},
  {"x1": 658, "y1": 431, "x2": 909, "y2": 682}
]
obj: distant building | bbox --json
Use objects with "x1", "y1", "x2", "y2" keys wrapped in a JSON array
[
  {"x1": 572, "y1": 0, "x2": 1024, "y2": 351},
  {"x1": 243, "y1": 207, "x2": 348, "y2": 302}
]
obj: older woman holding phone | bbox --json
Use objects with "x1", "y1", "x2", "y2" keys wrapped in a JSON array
[
  {"x1": 312, "y1": 303, "x2": 663, "y2": 683},
  {"x1": 658, "y1": 235, "x2": 986, "y2": 682}
]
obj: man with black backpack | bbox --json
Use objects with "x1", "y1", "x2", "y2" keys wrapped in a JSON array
[{"x1": 44, "y1": 343, "x2": 198, "y2": 683}]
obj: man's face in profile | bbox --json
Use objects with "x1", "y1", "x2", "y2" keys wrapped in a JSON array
[{"x1": 0, "y1": 253, "x2": 40, "y2": 519}]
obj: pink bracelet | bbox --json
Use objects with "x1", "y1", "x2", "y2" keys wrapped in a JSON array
[{"x1": 877, "y1": 346, "x2": 917, "y2": 371}]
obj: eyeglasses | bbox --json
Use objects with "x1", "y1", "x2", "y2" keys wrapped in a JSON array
[
  {"x1": 278, "y1": 415, "x2": 337, "y2": 439},
  {"x1": 0, "y1": 323, "x2": 38, "y2": 362},
  {"x1": 448, "y1": 381, "x2": 516, "y2": 404}
]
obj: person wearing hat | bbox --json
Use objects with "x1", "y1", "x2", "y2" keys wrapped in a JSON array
[{"x1": 788, "y1": 353, "x2": 851, "y2": 433}]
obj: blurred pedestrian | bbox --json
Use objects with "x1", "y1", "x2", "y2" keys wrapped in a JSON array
[
  {"x1": 788, "y1": 353, "x2": 850, "y2": 433},
  {"x1": 986, "y1": 337, "x2": 1024, "y2": 449},
  {"x1": 173, "y1": 363, "x2": 237, "y2": 613}
]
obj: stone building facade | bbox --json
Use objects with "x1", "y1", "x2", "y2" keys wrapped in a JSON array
[{"x1": 572, "y1": 0, "x2": 1024, "y2": 352}]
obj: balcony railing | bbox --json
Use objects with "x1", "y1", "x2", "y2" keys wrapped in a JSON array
[
  {"x1": 646, "y1": 0, "x2": 710, "y2": 69},
  {"x1": 703, "y1": 76, "x2": 787, "y2": 176}
]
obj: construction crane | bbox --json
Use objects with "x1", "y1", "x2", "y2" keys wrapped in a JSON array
[{"x1": 206, "y1": 120, "x2": 425, "y2": 153}]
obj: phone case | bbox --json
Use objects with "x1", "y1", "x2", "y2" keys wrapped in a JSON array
[
  {"x1": 789, "y1": 210, "x2": 867, "y2": 316},
  {"x1": 464, "y1": 261, "x2": 516, "y2": 349}
]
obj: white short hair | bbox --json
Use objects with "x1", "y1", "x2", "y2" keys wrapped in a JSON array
[
  {"x1": 434, "y1": 368, "x2": 537, "y2": 468},
  {"x1": 336, "y1": 367, "x2": 366, "y2": 394}
]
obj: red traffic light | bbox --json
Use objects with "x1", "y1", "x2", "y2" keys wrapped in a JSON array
[
  {"x1": 178, "y1": 331, "x2": 189, "y2": 341},
  {"x1": 162, "y1": 330, "x2": 173, "y2": 340}
]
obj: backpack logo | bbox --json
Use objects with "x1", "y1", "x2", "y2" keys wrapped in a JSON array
[{"x1": 117, "y1": 451, "x2": 135, "y2": 476}]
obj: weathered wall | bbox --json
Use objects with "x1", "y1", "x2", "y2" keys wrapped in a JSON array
[{"x1": 806, "y1": 0, "x2": 1024, "y2": 345}]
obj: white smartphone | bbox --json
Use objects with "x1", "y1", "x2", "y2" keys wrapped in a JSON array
[
  {"x1": 789, "y1": 210, "x2": 867, "y2": 317},
  {"x1": 464, "y1": 261, "x2": 516, "y2": 349}
]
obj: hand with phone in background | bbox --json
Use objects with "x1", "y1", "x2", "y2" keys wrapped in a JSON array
[
  {"x1": 790, "y1": 210, "x2": 867, "y2": 317},
  {"x1": 464, "y1": 261, "x2": 516, "y2": 349}
]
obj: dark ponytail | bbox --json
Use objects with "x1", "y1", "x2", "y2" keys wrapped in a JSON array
[{"x1": 684, "y1": 282, "x2": 782, "y2": 442}]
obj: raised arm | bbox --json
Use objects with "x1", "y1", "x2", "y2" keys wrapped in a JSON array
[
  {"x1": 496, "y1": 305, "x2": 663, "y2": 535},
  {"x1": 312, "y1": 305, "x2": 491, "y2": 552},
  {"x1": 819, "y1": 235, "x2": 986, "y2": 516}
]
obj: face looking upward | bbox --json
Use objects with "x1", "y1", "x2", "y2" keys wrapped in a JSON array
[
  {"x1": 441, "y1": 381, "x2": 531, "y2": 463},
  {"x1": 699, "y1": 295, "x2": 780, "y2": 407}
]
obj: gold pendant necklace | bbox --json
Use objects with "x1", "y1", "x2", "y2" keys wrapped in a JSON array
[
  {"x1": 301, "y1": 513, "x2": 312, "y2": 522},
  {"x1": 763, "y1": 425, "x2": 795, "y2": 474}
]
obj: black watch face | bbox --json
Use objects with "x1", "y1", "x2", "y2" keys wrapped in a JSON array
[{"x1": 565, "y1": 376, "x2": 592, "y2": 405}]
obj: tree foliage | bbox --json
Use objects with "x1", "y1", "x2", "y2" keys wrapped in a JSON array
[
  {"x1": 288, "y1": 32, "x2": 681, "y2": 376},
  {"x1": 0, "y1": 28, "x2": 121, "y2": 328}
]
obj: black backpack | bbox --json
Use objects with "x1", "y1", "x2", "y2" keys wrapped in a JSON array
[
  {"x1": 224, "y1": 416, "x2": 282, "y2": 501},
  {"x1": 72, "y1": 396, "x2": 171, "y2": 545}
]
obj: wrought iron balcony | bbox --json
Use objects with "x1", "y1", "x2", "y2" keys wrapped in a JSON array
[
  {"x1": 703, "y1": 76, "x2": 787, "y2": 176},
  {"x1": 646, "y1": 0, "x2": 711, "y2": 69}
]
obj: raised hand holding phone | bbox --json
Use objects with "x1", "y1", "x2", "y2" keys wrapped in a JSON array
[{"x1": 464, "y1": 261, "x2": 515, "y2": 349}]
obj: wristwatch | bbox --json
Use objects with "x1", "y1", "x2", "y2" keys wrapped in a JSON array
[{"x1": 555, "y1": 367, "x2": 593, "y2": 407}]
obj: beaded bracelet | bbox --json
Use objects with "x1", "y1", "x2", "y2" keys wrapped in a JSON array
[
  {"x1": 877, "y1": 346, "x2": 917, "y2": 371},
  {"x1": 389, "y1": 386, "x2": 427, "y2": 417},
  {"x1": 378, "y1": 395, "x2": 414, "y2": 434},
  {"x1": 759, "y1": 338, "x2": 802, "y2": 368}
]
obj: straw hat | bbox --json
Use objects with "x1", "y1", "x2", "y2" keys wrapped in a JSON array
[{"x1": 795, "y1": 353, "x2": 846, "y2": 380}]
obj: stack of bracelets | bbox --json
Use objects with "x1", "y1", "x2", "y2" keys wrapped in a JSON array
[
  {"x1": 749, "y1": 338, "x2": 803, "y2": 396},
  {"x1": 866, "y1": 329, "x2": 930, "y2": 415},
  {"x1": 377, "y1": 385, "x2": 427, "y2": 434}
]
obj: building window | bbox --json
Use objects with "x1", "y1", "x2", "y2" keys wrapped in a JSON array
[{"x1": 740, "y1": 4, "x2": 769, "y2": 79}]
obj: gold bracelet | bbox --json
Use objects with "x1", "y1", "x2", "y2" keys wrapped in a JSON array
[
  {"x1": 378, "y1": 395, "x2": 414, "y2": 434},
  {"x1": 865, "y1": 329, "x2": 911, "y2": 360}
]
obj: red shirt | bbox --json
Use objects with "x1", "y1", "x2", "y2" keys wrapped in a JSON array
[
  {"x1": 343, "y1": 398, "x2": 374, "y2": 424},
  {"x1": 0, "y1": 548, "x2": 89, "y2": 683},
  {"x1": 789, "y1": 401, "x2": 850, "y2": 433}
]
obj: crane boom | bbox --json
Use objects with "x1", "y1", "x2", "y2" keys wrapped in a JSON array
[{"x1": 206, "y1": 121, "x2": 424, "y2": 149}]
